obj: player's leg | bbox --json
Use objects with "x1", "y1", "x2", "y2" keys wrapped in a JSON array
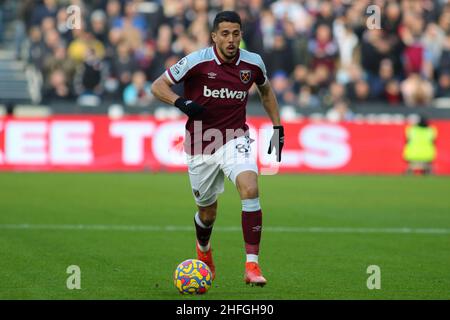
[
  {"x1": 236, "y1": 171, "x2": 261, "y2": 264},
  {"x1": 187, "y1": 155, "x2": 224, "y2": 280},
  {"x1": 194, "y1": 200, "x2": 217, "y2": 279},
  {"x1": 221, "y1": 135, "x2": 266, "y2": 286},
  {"x1": 235, "y1": 171, "x2": 267, "y2": 286},
  {"x1": 195, "y1": 201, "x2": 218, "y2": 253}
]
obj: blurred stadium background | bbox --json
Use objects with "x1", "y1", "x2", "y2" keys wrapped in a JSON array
[
  {"x1": 0, "y1": 0, "x2": 449, "y2": 173},
  {"x1": 0, "y1": 0, "x2": 449, "y2": 299}
]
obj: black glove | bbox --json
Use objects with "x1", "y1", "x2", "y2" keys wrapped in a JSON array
[
  {"x1": 267, "y1": 125, "x2": 284, "y2": 162},
  {"x1": 174, "y1": 97, "x2": 205, "y2": 117}
]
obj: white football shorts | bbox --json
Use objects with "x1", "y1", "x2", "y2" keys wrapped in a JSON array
[{"x1": 186, "y1": 136, "x2": 258, "y2": 207}]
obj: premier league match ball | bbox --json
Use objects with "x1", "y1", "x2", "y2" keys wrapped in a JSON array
[{"x1": 174, "y1": 259, "x2": 212, "y2": 294}]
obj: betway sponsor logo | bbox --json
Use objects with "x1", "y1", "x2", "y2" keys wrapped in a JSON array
[{"x1": 203, "y1": 86, "x2": 247, "y2": 101}]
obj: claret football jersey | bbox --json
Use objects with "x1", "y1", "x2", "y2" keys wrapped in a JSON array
[{"x1": 165, "y1": 45, "x2": 268, "y2": 155}]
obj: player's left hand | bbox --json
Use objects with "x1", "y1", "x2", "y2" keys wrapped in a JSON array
[{"x1": 268, "y1": 125, "x2": 284, "y2": 162}]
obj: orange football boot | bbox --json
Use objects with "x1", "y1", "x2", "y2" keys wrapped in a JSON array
[
  {"x1": 196, "y1": 241, "x2": 216, "y2": 280},
  {"x1": 244, "y1": 262, "x2": 267, "y2": 286}
]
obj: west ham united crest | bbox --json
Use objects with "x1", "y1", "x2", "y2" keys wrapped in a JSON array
[{"x1": 240, "y1": 70, "x2": 251, "y2": 84}]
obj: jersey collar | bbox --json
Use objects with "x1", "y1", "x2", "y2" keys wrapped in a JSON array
[{"x1": 212, "y1": 45, "x2": 241, "y2": 66}]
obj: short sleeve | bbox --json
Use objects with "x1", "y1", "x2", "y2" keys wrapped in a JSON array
[
  {"x1": 165, "y1": 56, "x2": 191, "y2": 84},
  {"x1": 254, "y1": 54, "x2": 268, "y2": 86}
]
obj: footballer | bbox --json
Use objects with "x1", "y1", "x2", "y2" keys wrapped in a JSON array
[{"x1": 151, "y1": 11, "x2": 284, "y2": 286}]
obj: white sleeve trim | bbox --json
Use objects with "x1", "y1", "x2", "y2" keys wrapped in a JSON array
[{"x1": 165, "y1": 70, "x2": 175, "y2": 85}]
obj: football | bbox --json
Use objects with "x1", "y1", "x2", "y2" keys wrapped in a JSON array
[{"x1": 174, "y1": 259, "x2": 212, "y2": 294}]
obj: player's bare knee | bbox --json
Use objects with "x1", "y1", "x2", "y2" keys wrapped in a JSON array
[
  {"x1": 198, "y1": 204, "x2": 217, "y2": 226},
  {"x1": 239, "y1": 185, "x2": 259, "y2": 200},
  {"x1": 236, "y1": 171, "x2": 259, "y2": 199},
  {"x1": 200, "y1": 211, "x2": 216, "y2": 226}
]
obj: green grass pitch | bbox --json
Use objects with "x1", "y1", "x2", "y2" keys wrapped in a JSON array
[{"x1": 0, "y1": 172, "x2": 449, "y2": 299}]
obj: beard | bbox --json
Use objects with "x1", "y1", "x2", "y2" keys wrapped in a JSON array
[{"x1": 219, "y1": 45, "x2": 238, "y2": 60}]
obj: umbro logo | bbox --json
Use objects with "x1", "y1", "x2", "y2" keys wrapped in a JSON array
[
  {"x1": 252, "y1": 226, "x2": 262, "y2": 232},
  {"x1": 207, "y1": 72, "x2": 217, "y2": 79}
]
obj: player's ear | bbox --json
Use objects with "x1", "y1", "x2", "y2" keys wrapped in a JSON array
[{"x1": 211, "y1": 31, "x2": 217, "y2": 43}]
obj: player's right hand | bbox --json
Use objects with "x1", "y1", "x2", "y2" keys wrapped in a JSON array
[{"x1": 174, "y1": 97, "x2": 205, "y2": 117}]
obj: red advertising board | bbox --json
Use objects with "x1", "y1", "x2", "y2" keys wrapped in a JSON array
[{"x1": 0, "y1": 116, "x2": 449, "y2": 174}]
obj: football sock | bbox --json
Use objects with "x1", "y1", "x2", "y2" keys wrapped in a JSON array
[
  {"x1": 194, "y1": 212, "x2": 213, "y2": 252},
  {"x1": 241, "y1": 198, "x2": 262, "y2": 263}
]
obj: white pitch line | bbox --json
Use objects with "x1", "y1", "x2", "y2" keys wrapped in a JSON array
[{"x1": 0, "y1": 224, "x2": 449, "y2": 235}]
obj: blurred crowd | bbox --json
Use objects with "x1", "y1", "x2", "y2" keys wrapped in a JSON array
[{"x1": 8, "y1": 0, "x2": 450, "y2": 115}]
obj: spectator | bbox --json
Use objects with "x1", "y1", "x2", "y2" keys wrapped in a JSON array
[
  {"x1": 372, "y1": 58, "x2": 397, "y2": 100},
  {"x1": 105, "y1": 27, "x2": 122, "y2": 59},
  {"x1": 438, "y1": 8, "x2": 450, "y2": 34},
  {"x1": 56, "y1": 7, "x2": 74, "y2": 45},
  {"x1": 333, "y1": 18, "x2": 359, "y2": 72},
  {"x1": 14, "y1": 0, "x2": 35, "y2": 60},
  {"x1": 284, "y1": 19, "x2": 310, "y2": 67},
  {"x1": 403, "y1": 115, "x2": 437, "y2": 175},
  {"x1": 291, "y1": 64, "x2": 308, "y2": 93},
  {"x1": 315, "y1": 64, "x2": 332, "y2": 90},
  {"x1": 240, "y1": 3, "x2": 264, "y2": 54},
  {"x1": 382, "y1": 1, "x2": 402, "y2": 36},
  {"x1": 326, "y1": 99, "x2": 353, "y2": 122},
  {"x1": 147, "y1": 24, "x2": 174, "y2": 81},
  {"x1": 382, "y1": 1, "x2": 404, "y2": 75},
  {"x1": 111, "y1": 40, "x2": 137, "y2": 92},
  {"x1": 28, "y1": 26, "x2": 46, "y2": 70},
  {"x1": 41, "y1": 16, "x2": 56, "y2": 34},
  {"x1": 68, "y1": 29, "x2": 106, "y2": 64},
  {"x1": 361, "y1": 28, "x2": 391, "y2": 78},
  {"x1": 438, "y1": 33, "x2": 450, "y2": 75},
  {"x1": 322, "y1": 81, "x2": 346, "y2": 109},
  {"x1": 43, "y1": 69, "x2": 74, "y2": 102},
  {"x1": 123, "y1": 71, "x2": 154, "y2": 107},
  {"x1": 43, "y1": 45, "x2": 77, "y2": 87},
  {"x1": 401, "y1": 73, "x2": 434, "y2": 107},
  {"x1": 271, "y1": 0, "x2": 311, "y2": 34},
  {"x1": 112, "y1": 0, "x2": 148, "y2": 39},
  {"x1": 385, "y1": 79, "x2": 403, "y2": 105},
  {"x1": 90, "y1": 9, "x2": 109, "y2": 46},
  {"x1": 266, "y1": 32, "x2": 294, "y2": 77},
  {"x1": 31, "y1": 0, "x2": 57, "y2": 27},
  {"x1": 260, "y1": 9, "x2": 277, "y2": 53},
  {"x1": 436, "y1": 72, "x2": 450, "y2": 98},
  {"x1": 422, "y1": 23, "x2": 446, "y2": 73},
  {"x1": 74, "y1": 48, "x2": 105, "y2": 97},
  {"x1": 297, "y1": 85, "x2": 321, "y2": 109},
  {"x1": 347, "y1": 79, "x2": 371, "y2": 103},
  {"x1": 106, "y1": 0, "x2": 122, "y2": 30},
  {"x1": 399, "y1": 13, "x2": 427, "y2": 76},
  {"x1": 312, "y1": 0, "x2": 334, "y2": 33},
  {"x1": 270, "y1": 70, "x2": 296, "y2": 106},
  {"x1": 44, "y1": 28, "x2": 63, "y2": 56},
  {"x1": 308, "y1": 24, "x2": 338, "y2": 74},
  {"x1": 187, "y1": 11, "x2": 210, "y2": 50}
]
